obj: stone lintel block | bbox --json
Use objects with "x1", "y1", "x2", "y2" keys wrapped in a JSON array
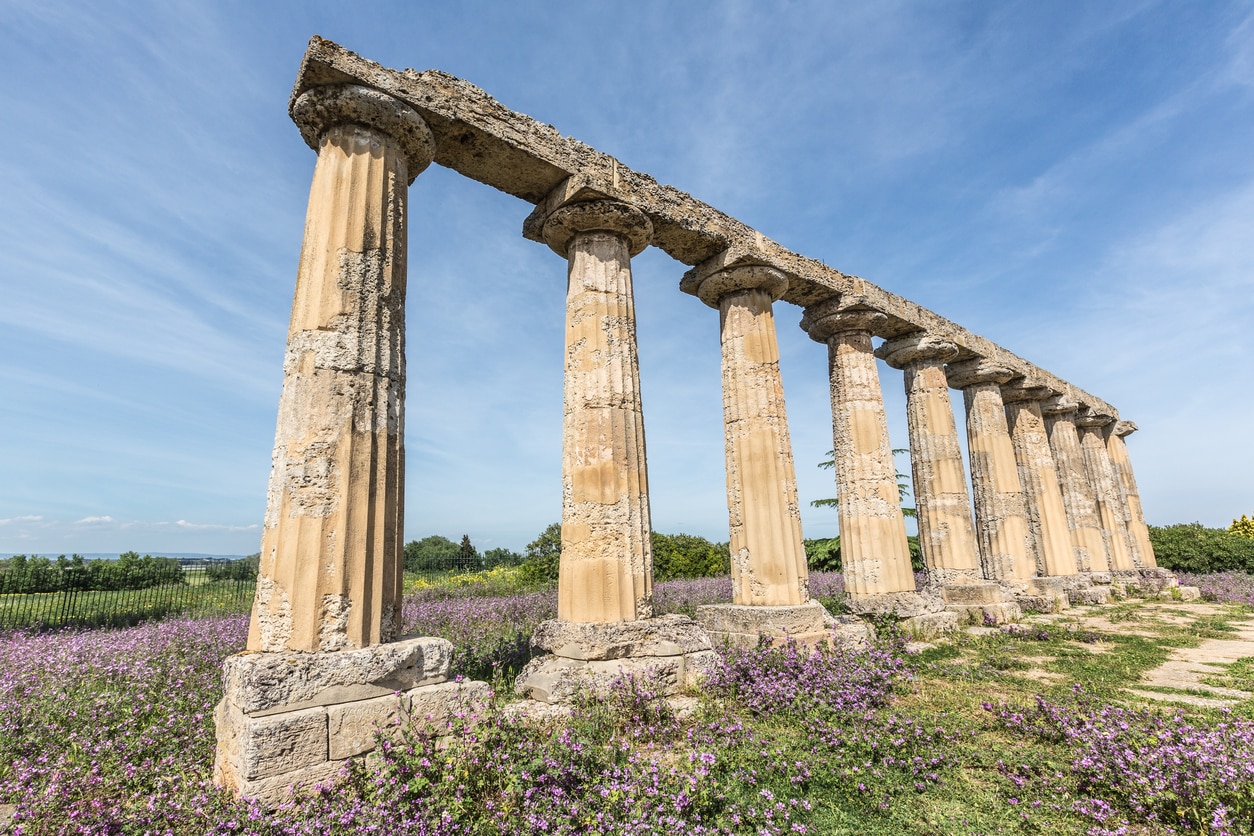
[
  {"x1": 531, "y1": 614, "x2": 712, "y2": 661},
  {"x1": 846, "y1": 590, "x2": 946, "y2": 619},
  {"x1": 223, "y1": 636, "x2": 453, "y2": 716},
  {"x1": 899, "y1": 611, "x2": 960, "y2": 637},
  {"x1": 327, "y1": 693, "x2": 405, "y2": 760},
  {"x1": 406, "y1": 680, "x2": 492, "y2": 735},
  {"x1": 215, "y1": 699, "x2": 328, "y2": 781},
  {"x1": 515, "y1": 650, "x2": 718, "y2": 705}
]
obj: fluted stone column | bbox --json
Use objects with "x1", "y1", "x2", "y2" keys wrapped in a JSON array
[
  {"x1": 1107, "y1": 421, "x2": 1158, "y2": 569},
  {"x1": 878, "y1": 334, "x2": 1018, "y2": 623},
  {"x1": 541, "y1": 200, "x2": 655, "y2": 624},
  {"x1": 248, "y1": 84, "x2": 436, "y2": 654},
  {"x1": 799, "y1": 302, "x2": 917, "y2": 601},
  {"x1": 1044, "y1": 397, "x2": 1111, "y2": 575},
  {"x1": 1002, "y1": 384, "x2": 1079, "y2": 579},
  {"x1": 694, "y1": 265, "x2": 808, "y2": 607},
  {"x1": 1077, "y1": 411, "x2": 1138, "y2": 574},
  {"x1": 946, "y1": 360, "x2": 1034, "y2": 583}
]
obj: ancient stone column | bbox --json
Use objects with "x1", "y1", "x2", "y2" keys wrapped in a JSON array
[
  {"x1": 541, "y1": 199, "x2": 655, "y2": 624},
  {"x1": 1106, "y1": 421, "x2": 1157, "y2": 569},
  {"x1": 1077, "y1": 410, "x2": 1138, "y2": 574},
  {"x1": 1044, "y1": 396, "x2": 1111, "y2": 574},
  {"x1": 878, "y1": 335, "x2": 1018, "y2": 623},
  {"x1": 946, "y1": 360, "x2": 1034, "y2": 583},
  {"x1": 248, "y1": 84, "x2": 436, "y2": 654},
  {"x1": 1002, "y1": 384, "x2": 1078, "y2": 579},
  {"x1": 799, "y1": 302, "x2": 916, "y2": 600},
  {"x1": 694, "y1": 265, "x2": 808, "y2": 607}
]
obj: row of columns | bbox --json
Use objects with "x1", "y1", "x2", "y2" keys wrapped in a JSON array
[{"x1": 248, "y1": 81, "x2": 1162, "y2": 656}]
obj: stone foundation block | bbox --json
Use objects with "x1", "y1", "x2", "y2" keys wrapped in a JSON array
[
  {"x1": 218, "y1": 758, "x2": 346, "y2": 810},
  {"x1": 407, "y1": 680, "x2": 492, "y2": 731},
  {"x1": 327, "y1": 693, "x2": 403, "y2": 760},
  {"x1": 946, "y1": 601, "x2": 1021, "y2": 625},
  {"x1": 899, "y1": 611, "x2": 960, "y2": 636},
  {"x1": 1007, "y1": 577, "x2": 1071, "y2": 613},
  {"x1": 1068, "y1": 586, "x2": 1112, "y2": 606},
  {"x1": 531, "y1": 614, "x2": 711, "y2": 660},
  {"x1": 223, "y1": 635, "x2": 453, "y2": 716},
  {"x1": 1174, "y1": 586, "x2": 1202, "y2": 602},
  {"x1": 939, "y1": 581, "x2": 1009, "y2": 606},
  {"x1": 696, "y1": 600, "x2": 871, "y2": 650},
  {"x1": 845, "y1": 589, "x2": 946, "y2": 620},
  {"x1": 515, "y1": 615, "x2": 716, "y2": 705},
  {"x1": 215, "y1": 700, "x2": 327, "y2": 781},
  {"x1": 1087, "y1": 572, "x2": 1114, "y2": 586}
]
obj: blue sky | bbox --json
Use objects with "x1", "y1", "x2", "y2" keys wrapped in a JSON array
[{"x1": 2, "y1": 1, "x2": 1251, "y2": 557}]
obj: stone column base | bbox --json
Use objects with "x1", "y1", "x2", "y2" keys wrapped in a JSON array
[
  {"x1": 1060, "y1": 573, "x2": 1111, "y2": 606},
  {"x1": 514, "y1": 615, "x2": 718, "y2": 704},
  {"x1": 214, "y1": 636, "x2": 488, "y2": 807},
  {"x1": 844, "y1": 589, "x2": 957, "y2": 637},
  {"x1": 697, "y1": 600, "x2": 872, "y2": 650},
  {"x1": 937, "y1": 580, "x2": 1021, "y2": 624},
  {"x1": 1001, "y1": 576, "x2": 1071, "y2": 613}
]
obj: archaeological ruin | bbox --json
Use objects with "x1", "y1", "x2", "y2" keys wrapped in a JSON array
[{"x1": 213, "y1": 37, "x2": 1196, "y2": 803}]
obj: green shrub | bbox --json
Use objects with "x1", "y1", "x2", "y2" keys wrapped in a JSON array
[
  {"x1": 518, "y1": 523, "x2": 561, "y2": 585},
  {"x1": 1148, "y1": 523, "x2": 1254, "y2": 573},
  {"x1": 651, "y1": 532, "x2": 729, "y2": 581},
  {"x1": 803, "y1": 535, "x2": 924, "y2": 572},
  {"x1": 403, "y1": 535, "x2": 463, "y2": 572},
  {"x1": 1231, "y1": 514, "x2": 1254, "y2": 539}
]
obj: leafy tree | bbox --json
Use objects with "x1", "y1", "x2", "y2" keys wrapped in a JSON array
[
  {"x1": 651, "y1": 533, "x2": 729, "y2": 581},
  {"x1": 403, "y1": 535, "x2": 461, "y2": 573},
  {"x1": 1230, "y1": 515, "x2": 1254, "y2": 539},
  {"x1": 812, "y1": 448, "x2": 916, "y2": 518},
  {"x1": 802, "y1": 535, "x2": 924, "y2": 572},
  {"x1": 482, "y1": 547, "x2": 524, "y2": 568},
  {"x1": 519, "y1": 523, "x2": 562, "y2": 585},
  {"x1": 458, "y1": 534, "x2": 479, "y2": 568},
  {"x1": 1148, "y1": 523, "x2": 1254, "y2": 573}
]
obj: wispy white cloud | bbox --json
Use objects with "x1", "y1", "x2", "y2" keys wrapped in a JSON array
[
  {"x1": 0, "y1": 516, "x2": 43, "y2": 526},
  {"x1": 74, "y1": 516, "x2": 114, "y2": 525}
]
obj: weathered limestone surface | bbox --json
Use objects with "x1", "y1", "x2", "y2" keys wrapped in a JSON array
[
  {"x1": 1108, "y1": 422, "x2": 1159, "y2": 569},
  {"x1": 516, "y1": 616, "x2": 716, "y2": 704},
  {"x1": 1077, "y1": 411, "x2": 1138, "y2": 573},
  {"x1": 249, "y1": 83, "x2": 435, "y2": 653},
  {"x1": 696, "y1": 264, "x2": 808, "y2": 607},
  {"x1": 799, "y1": 300, "x2": 918, "y2": 602},
  {"x1": 877, "y1": 335, "x2": 981, "y2": 584},
  {"x1": 292, "y1": 37, "x2": 1119, "y2": 419},
  {"x1": 1003, "y1": 384, "x2": 1079, "y2": 579},
  {"x1": 697, "y1": 600, "x2": 872, "y2": 649},
  {"x1": 543, "y1": 199, "x2": 655, "y2": 623},
  {"x1": 1044, "y1": 397, "x2": 1111, "y2": 574},
  {"x1": 947, "y1": 359, "x2": 1034, "y2": 584},
  {"x1": 214, "y1": 641, "x2": 486, "y2": 807}
]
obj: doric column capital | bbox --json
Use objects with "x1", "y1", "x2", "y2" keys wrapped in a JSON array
[
  {"x1": 875, "y1": 332, "x2": 959, "y2": 369},
  {"x1": 799, "y1": 297, "x2": 888, "y2": 341},
  {"x1": 1075, "y1": 409, "x2": 1116, "y2": 429},
  {"x1": 541, "y1": 199, "x2": 653, "y2": 258},
  {"x1": 292, "y1": 84, "x2": 436, "y2": 183},
  {"x1": 945, "y1": 358, "x2": 1018, "y2": 390},
  {"x1": 1114, "y1": 420, "x2": 1138, "y2": 437},
  {"x1": 694, "y1": 264, "x2": 788, "y2": 308},
  {"x1": 1041, "y1": 394, "x2": 1080, "y2": 416},
  {"x1": 1001, "y1": 380, "x2": 1057, "y2": 404}
]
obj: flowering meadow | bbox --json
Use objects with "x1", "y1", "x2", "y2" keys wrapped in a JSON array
[{"x1": 2, "y1": 571, "x2": 1253, "y2": 834}]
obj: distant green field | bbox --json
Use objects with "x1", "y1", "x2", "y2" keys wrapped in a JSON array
[{"x1": 0, "y1": 577, "x2": 255, "y2": 630}]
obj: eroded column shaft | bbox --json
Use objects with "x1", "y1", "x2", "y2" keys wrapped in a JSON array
[
  {"x1": 1044, "y1": 404, "x2": 1110, "y2": 573},
  {"x1": 249, "y1": 85, "x2": 434, "y2": 653},
  {"x1": 1005, "y1": 396, "x2": 1078, "y2": 577},
  {"x1": 1078, "y1": 418, "x2": 1137, "y2": 572},
  {"x1": 1107, "y1": 423, "x2": 1158, "y2": 568},
  {"x1": 717, "y1": 283, "x2": 808, "y2": 606},
  {"x1": 545, "y1": 201, "x2": 654, "y2": 623},
  {"x1": 802, "y1": 309, "x2": 915, "y2": 597}
]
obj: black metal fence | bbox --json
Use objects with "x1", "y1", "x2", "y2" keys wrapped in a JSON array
[{"x1": 0, "y1": 572, "x2": 256, "y2": 631}]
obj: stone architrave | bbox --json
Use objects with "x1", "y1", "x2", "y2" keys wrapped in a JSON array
[
  {"x1": 1002, "y1": 384, "x2": 1079, "y2": 580},
  {"x1": 1043, "y1": 396, "x2": 1112, "y2": 576},
  {"x1": 248, "y1": 84, "x2": 436, "y2": 654},
  {"x1": 693, "y1": 264, "x2": 808, "y2": 608},
  {"x1": 1107, "y1": 421, "x2": 1158, "y2": 569},
  {"x1": 946, "y1": 359, "x2": 1034, "y2": 583},
  {"x1": 877, "y1": 334, "x2": 1019, "y2": 624},
  {"x1": 1077, "y1": 411, "x2": 1138, "y2": 574},
  {"x1": 542, "y1": 199, "x2": 656, "y2": 624},
  {"x1": 796, "y1": 301, "x2": 953, "y2": 635}
]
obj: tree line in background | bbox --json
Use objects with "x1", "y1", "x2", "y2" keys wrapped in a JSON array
[
  {"x1": 1148, "y1": 516, "x2": 1254, "y2": 574},
  {"x1": 0, "y1": 552, "x2": 185, "y2": 594}
]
